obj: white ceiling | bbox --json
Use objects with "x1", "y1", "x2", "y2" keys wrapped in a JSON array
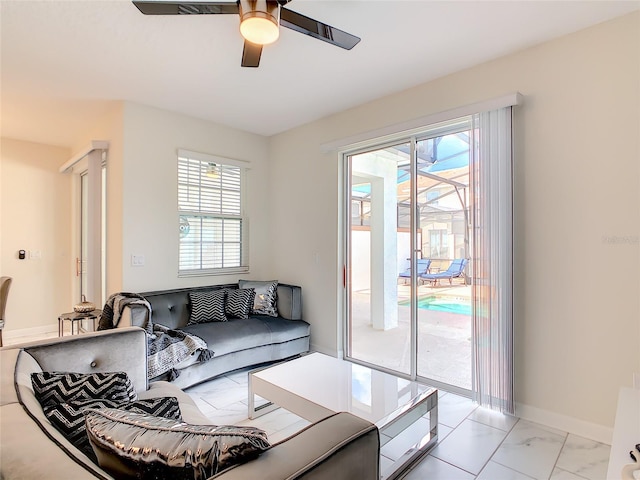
[{"x1": 2, "y1": 0, "x2": 638, "y2": 148}]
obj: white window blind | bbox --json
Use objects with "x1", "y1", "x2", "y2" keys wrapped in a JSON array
[
  {"x1": 470, "y1": 106, "x2": 514, "y2": 414},
  {"x1": 178, "y1": 152, "x2": 247, "y2": 275}
]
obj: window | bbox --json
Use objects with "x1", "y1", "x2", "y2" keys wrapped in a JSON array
[
  {"x1": 178, "y1": 150, "x2": 248, "y2": 275},
  {"x1": 429, "y1": 229, "x2": 449, "y2": 259}
]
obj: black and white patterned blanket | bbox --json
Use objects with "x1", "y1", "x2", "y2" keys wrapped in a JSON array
[
  {"x1": 147, "y1": 324, "x2": 213, "y2": 380},
  {"x1": 98, "y1": 292, "x2": 153, "y2": 332},
  {"x1": 99, "y1": 293, "x2": 214, "y2": 380}
]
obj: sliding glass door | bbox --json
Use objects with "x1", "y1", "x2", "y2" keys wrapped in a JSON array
[
  {"x1": 348, "y1": 141, "x2": 411, "y2": 375},
  {"x1": 346, "y1": 119, "x2": 473, "y2": 392},
  {"x1": 345, "y1": 106, "x2": 515, "y2": 411},
  {"x1": 414, "y1": 128, "x2": 472, "y2": 389}
]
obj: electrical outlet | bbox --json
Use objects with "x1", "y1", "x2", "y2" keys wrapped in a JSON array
[{"x1": 131, "y1": 254, "x2": 145, "y2": 267}]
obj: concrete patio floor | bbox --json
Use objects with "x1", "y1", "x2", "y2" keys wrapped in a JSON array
[{"x1": 350, "y1": 282, "x2": 472, "y2": 390}]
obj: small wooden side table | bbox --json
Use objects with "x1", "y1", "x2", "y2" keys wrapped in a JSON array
[{"x1": 58, "y1": 310, "x2": 102, "y2": 337}]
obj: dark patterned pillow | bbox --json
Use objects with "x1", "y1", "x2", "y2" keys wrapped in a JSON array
[
  {"x1": 238, "y1": 280, "x2": 278, "y2": 317},
  {"x1": 188, "y1": 289, "x2": 227, "y2": 324},
  {"x1": 31, "y1": 371, "x2": 137, "y2": 409},
  {"x1": 225, "y1": 288, "x2": 255, "y2": 319},
  {"x1": 86, "y1": 408, "x2": 270, "y2": 479},
  {"x1": 44, "y1": 397, "x2": 182, "y2": 461}
]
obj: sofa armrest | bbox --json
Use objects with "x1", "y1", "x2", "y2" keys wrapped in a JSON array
[
  {"x1": 213, "y1": 412, "x2": 379, "y2": 480},
  {"x1": 277, "y1": 284, "x2": 303, "y2": 320}
]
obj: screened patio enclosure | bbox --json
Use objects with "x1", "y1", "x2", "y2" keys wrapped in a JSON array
[
  {"x1": 348, "y1": 121, "x2": 474, "y2": 391},
  {"x1": 351, "y1": 130, "x2": 471, "y2": 280}
]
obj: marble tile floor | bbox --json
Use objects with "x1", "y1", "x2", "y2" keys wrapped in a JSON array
[{"x1": 185, "y1": 368, "x2": 612, "y2": 480}]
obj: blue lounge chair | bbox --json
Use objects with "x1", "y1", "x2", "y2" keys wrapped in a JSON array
[
  {"x1": 398, "y1": 259, "x2": 431, "y2": 283},
  {"x1": 420, "y1": 258, "x2": 468, "y2": 286}
]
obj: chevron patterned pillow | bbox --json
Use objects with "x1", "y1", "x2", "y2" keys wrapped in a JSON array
[
  {"x1": 225, "y1": 288, "x2": 255, "y2": 319},
  {"x1": 188, "y1": 289, "x2": 227, "y2": 324},
  {"x1": 31, "y1": 371, "x2": 137, "y2": 409},
  {"x1": 44, "y1": 397, "x2": 182, "y2": 461}
]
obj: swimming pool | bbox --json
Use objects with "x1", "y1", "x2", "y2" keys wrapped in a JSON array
[{"x1": 401, "y1": 296, "x2": 471, "y2": 316}]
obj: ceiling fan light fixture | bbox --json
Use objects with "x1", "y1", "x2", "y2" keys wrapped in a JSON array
[
  {"x1": 205, "y1": 162, "x2": 219, "y2": 178},
  {"x1": 239, "y1": 0, "x2": 280, "y2": 45}
]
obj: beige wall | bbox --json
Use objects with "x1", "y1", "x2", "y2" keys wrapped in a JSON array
[
  {"x1": 119, "y1": 103, "x2": 271, "y2": 292},
  {"x1": 0, "y1": 139, "x2": 72, "y2": 334},
  {"x1": 0, "y1": 100, "x2": 271, "y2": 331},
  {"x1": 268, "y1": 11, "x2": 640, "y2": 437},
  {"x1": 71, "y1": 102, "x2": 125, "y2": 297},
  {"x1": 66, "y1": 99, "x2": 271, "y2": 297}
]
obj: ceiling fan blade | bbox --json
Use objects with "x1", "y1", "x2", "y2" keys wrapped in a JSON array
[
  {"x1": 280, "y1": 7, "x2": 360, "y2": 50},
  {"x1": 133, "y1": 1, "x2": 238, "y2": 15},
  {"x1": 241, "y1": 41, "x2": 263, "y2": 68}
]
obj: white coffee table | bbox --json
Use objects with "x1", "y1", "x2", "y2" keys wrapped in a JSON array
[{"x1": 248, "y1": 352, "x2": 438, "y2": 480}]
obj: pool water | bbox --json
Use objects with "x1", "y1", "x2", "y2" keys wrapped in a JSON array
[{"x1": 401, "y1": 296, "x2": 471, "y2": 316}]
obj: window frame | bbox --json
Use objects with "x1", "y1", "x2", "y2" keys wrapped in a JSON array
[{"x1": 177, "y1": 149, "x2": 249, "y2": 277}]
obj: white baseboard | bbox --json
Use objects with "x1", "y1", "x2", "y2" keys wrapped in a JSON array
[{"x1": 516, "y1": 402, "x2": 613, "y2": 445}]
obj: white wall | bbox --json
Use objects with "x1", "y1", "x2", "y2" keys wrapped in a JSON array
[
  {"x1": 268, "y1": 12, "x2": 640, "y2": 438},
  {"x1": 0, "y1": 139, "x2": 72, "y2": 336},
  {"x1": 119, "y1": 103, "x2": 271, "y2": 292}
]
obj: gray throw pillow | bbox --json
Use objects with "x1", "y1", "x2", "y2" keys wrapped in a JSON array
[
  {"x1": 86, "y1": 408, "x2": 270, "y2": 480},
  {"x1": 238, "y1": 280, "x2": 278, "y2": 317},
  {"x1": 188, "y1": 289, "x2": 227, "y2": 324},
  {"x1": 225, "y1": 288, "x2": 255, "y2": 319}
]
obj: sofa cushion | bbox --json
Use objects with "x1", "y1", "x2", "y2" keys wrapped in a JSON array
[
  {"x1": 86, "y1": 408, "x2": 270, "y2": 480},
  {"x1": 225, "y1": 288, "x2": 255, "y2": 319},
  {"x1": 188, "y1": 289, "x2": 227, "y2": 324},
  {"x1": 31, "y1": 371, "x2": 137, "y2": 408},
  {"x1": 44, "y1": 397, "x2": 182, "y2": 461},
  {"x1": 180, "y1": 316, "x2": 311, "y2": 357},
  {"x1": 1, "y1": 403, "x2": 111, "y2": 480},
  {"x1": 238, "y1": 280, "x2": 278, "y2": 317}
]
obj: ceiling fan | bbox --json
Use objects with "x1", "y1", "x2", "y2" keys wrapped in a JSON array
[{"x1": 132, "y1": 0, "x2": 361, "y2": 68}]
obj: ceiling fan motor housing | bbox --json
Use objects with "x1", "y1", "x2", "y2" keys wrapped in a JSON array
[{"x1": 239, "y1": 0, "x2": 281, "y2": 45}]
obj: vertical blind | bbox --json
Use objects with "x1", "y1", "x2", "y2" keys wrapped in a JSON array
[
  {"x1": 470, "y1": 107, "x2": 515, "y2": 414},
  {"x1": 178, "y1": 154, "x2": 244, "y2": 272}
]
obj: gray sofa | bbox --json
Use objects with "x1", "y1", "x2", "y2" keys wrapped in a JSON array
[
  {"x1": 122, "y1": 282, "x2": 310, "y2": 389},
  {"x1": 0, "y1": 327, "x2": 380, "y2": 479}
]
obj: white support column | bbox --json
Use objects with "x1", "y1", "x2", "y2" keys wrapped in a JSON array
[{"x1": 353, "y1": 155, "x2": 398, "y2": 330}]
